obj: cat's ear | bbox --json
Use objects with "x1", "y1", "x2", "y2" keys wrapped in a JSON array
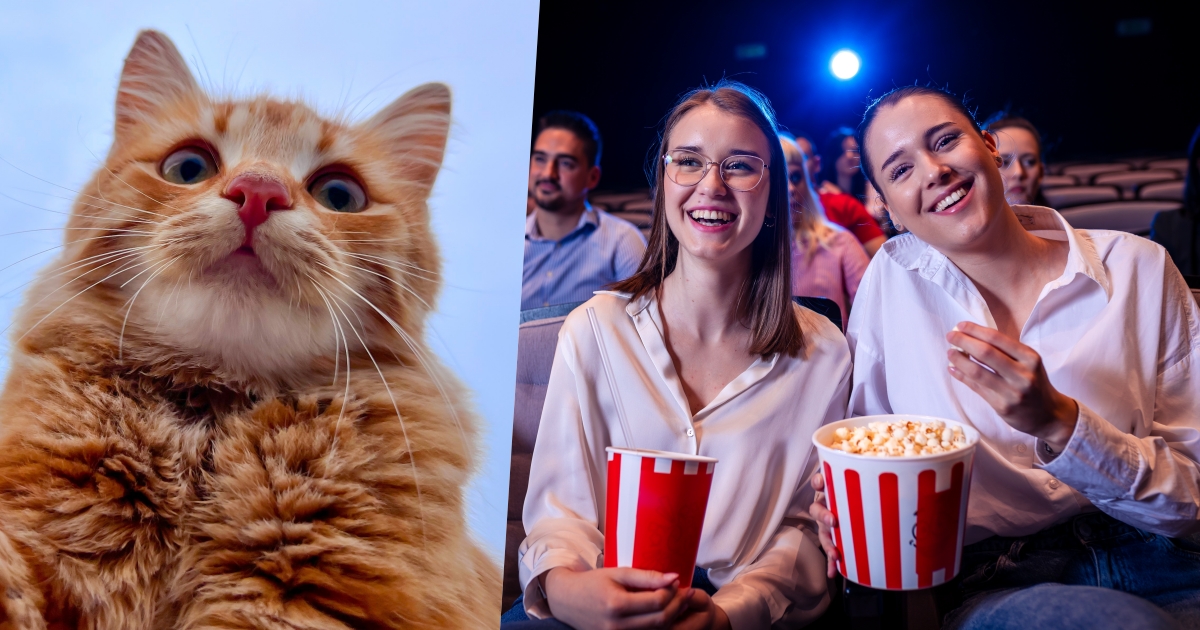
[
  {"x1": 115, "y1": 30, "x2": 201, "y2": 132},
  {"x1": 359, "y1": 83, "x2": 451, "y2": 198}
]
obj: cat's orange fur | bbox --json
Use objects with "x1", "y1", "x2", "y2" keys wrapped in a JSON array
[{"x1": 0, "y1": 30, "x2": 499, "y2": 629}]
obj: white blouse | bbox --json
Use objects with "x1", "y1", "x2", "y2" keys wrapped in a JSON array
[
  {"x1": 847, "y1": 205, "x2": 1200, "y2": 544},
  {"x1": 519, "y1": 291, "x2": 851, "y2": 629}
]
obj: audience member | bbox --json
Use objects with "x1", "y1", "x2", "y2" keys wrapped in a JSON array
[
  {"x1": 811, "y1": 85, "x2": 1200, "y2": 629},
  {"x1": 819, "y1": 127, "x2": 867, "y2": 199},
  {"x1": 1150, "y1": 123, "x2": 1200, "y2": 275},
  {"x1": 504, "y1": 80, "x2": 847, "y2": 630},
  {"x1": 523, "y1": 111, "x2": 646, "y2": 310},
  {"x1": 794, "y1": 132, "x2": 886, "y2": 256},
  {"x1": 984, "y1": 112, "x2": 1049, "y2": 206},
  {"x1": 781, "y1": 135, "x2": 868, "y2": 329}
]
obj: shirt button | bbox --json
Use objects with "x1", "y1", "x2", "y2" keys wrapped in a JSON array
[
  {"x1": 1048, "y1": 479, "x2": 1061, "y2": 490},
  {"x1": 546, "y1": 271, "x2": 553, "y2": 277},
  {"x1": 543, "y1": 302, "x2": 549, "y2": 307},
  {"x1": 686, "y1": 428, "x2": 695, "y2": 438},
  {"x1": 1016, "y1": 444, "x2": 1027, "y2": 454}
]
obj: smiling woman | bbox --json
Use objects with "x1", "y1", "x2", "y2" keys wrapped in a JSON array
[
  {"x1": 505, "y1": 80, "x2": 851, "y2": 630},
  {"x1": 808, "y1": 85, "x2": 1200, "y2": 630}
]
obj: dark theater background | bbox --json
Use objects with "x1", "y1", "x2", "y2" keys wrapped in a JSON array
[{"x1": 532, "y1": 0, "x2": 1199, "y2": 191}]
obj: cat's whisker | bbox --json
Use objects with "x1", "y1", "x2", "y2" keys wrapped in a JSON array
[
  {"x1": 9, "y1": 256, "x2": 156, "y2": 341},
  {"x1": 343, "y1": 252, "x2": 439, "y2": 281},
  {"x1": 1, "y1": 190, "x2": 158, "y2": 225},
  {"x1": 0, "y1": 227, "x2": 154, "y2": 239},
  {"x1": 308, "y1": 282, "x2": 353, "y2": 454},
  {"x1": 316, "y1": 270, "x2": 470, "y2": 464},
  {"x1": 0, "y1": 236, "x2": 154, "y2": 280},
  {"x1": 316, "y1": 260, "x2": 433, "y2": 313},
  {"x1": 328, "y1": 238, "x2": 406, "y2": 244},
  {"x1": 118, "y1": 255, "x2": 182, "y2": 360},
  {"x1": 0, "y1": 245, "x2": 163, "y2": 301},
  {"x1": 79, "y1": 137, "x2": 186, "y2": 215},
  {"x1": 0, "y1": 155, "x2": 169, "y2": 219},
  {"x1": 312, "y1": 275, "x2": 429, "y2": 548}
]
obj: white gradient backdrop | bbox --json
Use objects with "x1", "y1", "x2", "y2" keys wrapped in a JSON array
[{"x1": 0, "y1": 1, "x2": 536, "y2": 559}]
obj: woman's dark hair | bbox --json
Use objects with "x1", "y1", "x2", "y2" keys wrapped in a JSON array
[
  {"x1": 984, "y1": 112, "x2": 1049, "y2": 206},
  {"x1": 1185, "y1": 123, "x2": 1200, "y2": 219},
  {"x1": 855, "y1": 85, "x2": 981, "y2": 194},
  {"x1": 612, "y1": 79, "x2": 803, "y2": 356},
  {"x1": 820, "y1": 126, "x2": 866, "y2": 199}
]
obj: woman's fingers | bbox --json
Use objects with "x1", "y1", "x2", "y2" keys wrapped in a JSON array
[
  {"x1": 811, "y1": 472, "x2": 825, "y2": 491},
  {"x1": 948, "y1": 348, "x2": 1014, "y2": 403},
  {"x1": 608, "y1": 583, "x2": 680, "y2": 617},
  {"x1": 609, "y1": 568, "x2": 678, "y2": 591},
  {"x1": 617, "y1": 587, "x2": 690, "y2": 628}
]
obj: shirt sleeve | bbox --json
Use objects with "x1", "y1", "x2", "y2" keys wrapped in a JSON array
[
  {"x1": 517, "y1": 330, "x2": 610, "y2": 619},
  {"x1": 1036, "y1": 264, "x2": 1200, "y2": 537},
  {"x1": 710, "y1": 364, "x2": 850, "y2": 629},
  {"x1": 613, "y1": 224, "x2": 648, "y2": 281}
]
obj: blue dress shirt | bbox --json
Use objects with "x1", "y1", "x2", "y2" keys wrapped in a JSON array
[{"x1": 522, "y1": 205, "x2": 647, "y2": 310}]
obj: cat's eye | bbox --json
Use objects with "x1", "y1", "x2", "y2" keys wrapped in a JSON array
[
  {"x1": 160, "y1": 146, "x2": 218, "y2": 185},
  {"x1": 309, "y1": 172, "x2": 368, "y2": 213}
]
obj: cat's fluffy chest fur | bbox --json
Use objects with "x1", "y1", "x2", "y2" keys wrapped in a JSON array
[{"x1": 0, "y1": 30, "x2": 498, "y2": 629}]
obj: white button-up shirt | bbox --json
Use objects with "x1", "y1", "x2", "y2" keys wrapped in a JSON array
[
  {"x1": 847, "y1": 205, "x2": 1200, "y2": 544},
  {"x1": 520, "y1": 291, "x2": 851, "y2": 629}
]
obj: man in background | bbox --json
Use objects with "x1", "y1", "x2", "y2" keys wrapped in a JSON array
[
  {"x1": 523, "y1": 111, "x2": 646, "y2": 310},
  {"x1": 794, "y1": 132, "x2": 887, "y2": 257}
]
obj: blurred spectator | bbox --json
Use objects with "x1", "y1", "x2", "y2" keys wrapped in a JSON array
[
  {"x1": 795, "y1": 132, "x2": 886, "y2": 256},
  {"x1": 523, "y1": 111, "x2": 646, "y2": 310},
  {"x1": 782, "y1": 136, "x2": 868, "y2": 328},
  {"x1": 985, "y1": 112, "x2": 1049, "y2": 206},
  {"x1": 1150, "y1": 124, "x2": 1200, "y2": 275},
  {"x1": 819, "y1": 127, "x2": 867, "y2": 199}
]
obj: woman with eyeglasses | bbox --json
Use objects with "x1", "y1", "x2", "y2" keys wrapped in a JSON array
[
  {"x1": 782, "y1": 135, "x2": 869, "y2": 330},
  {"x1": 501, "y1": 80, "x2": 850, "y2": 630},
  {"x1": 809, "y1": 85, "x2": 1200, "y2": 629}
]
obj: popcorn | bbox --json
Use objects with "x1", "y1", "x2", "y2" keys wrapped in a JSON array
[{"x1": 829, "y1": 419, "x2": 969, "y2": 457}]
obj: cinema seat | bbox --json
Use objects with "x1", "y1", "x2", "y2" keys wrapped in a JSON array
[
  {"x1": 1061, "y1": 163, "x2": 1130, "y2": 183},
  {"x1": 590, "y1": 191, "x2": 652, "y2": 212},
  {"x1": 1044, "y1": 185, "x2": 1120, "y2": 209},
  {"x1": 1093, "y1": 169, "x2": 1179, "y2": 199},
  {"x1": 1147, "y1": 158, "x2": 1188, "y2": 176},
  {"x1": 1140, "y1": 180, "x2": 1185, "y2": 202},
  {"x1": 1041, "y1": 174, "x2": 1077, "y2": 189},
  {"x1": 1059, "y1": 200, "x2": 1182, "y2": 234},
  {"x1": 504, "y1": 301, "x2": 585, "y2": 612}
]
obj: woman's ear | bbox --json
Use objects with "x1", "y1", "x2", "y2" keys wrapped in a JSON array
[{"x1": 982, "y1": 130, "x2": 1002, "y2": 166}]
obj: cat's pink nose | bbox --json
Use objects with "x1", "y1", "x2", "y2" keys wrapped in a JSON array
[{"x1": 223, "y1": 174, "x2": 292, "y2": 245}]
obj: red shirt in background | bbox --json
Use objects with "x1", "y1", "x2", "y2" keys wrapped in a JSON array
[{"x1": 820, "y1": 192, "x2": 884, "y2": 245}]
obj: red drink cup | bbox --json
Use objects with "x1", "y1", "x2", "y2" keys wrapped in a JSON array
[
  {"x1": 812, "y1": 415, "x2": 979, "y2": 590},
  {"x1": 603, "y1": 447, "x2": 718, "y2": 588}
]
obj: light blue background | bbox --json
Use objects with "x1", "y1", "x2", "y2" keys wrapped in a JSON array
[{"x1": 0, "y1": 1, "x2": 536, "y2": 560}]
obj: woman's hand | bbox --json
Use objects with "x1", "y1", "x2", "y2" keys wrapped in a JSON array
[
  {"x1": 543, "y1": 566, "x2": 689, "y2": 630},
  {"x1": 947, "y1": 322, "x2": 1079, "y2": 451},
  {"x1": 808, "y1": 473, "x2": 840, "y2": 579},
  {"x1": 670, "y1": 589, "x2": 730, "y2": 630}
]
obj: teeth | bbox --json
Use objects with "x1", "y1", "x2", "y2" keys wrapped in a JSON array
[
  {"x1": 935, "y1": 187, "x2": 966, "y2": 212},
  {"x1": 689, "y1": 209, "x2": 734, "y2": 222}
]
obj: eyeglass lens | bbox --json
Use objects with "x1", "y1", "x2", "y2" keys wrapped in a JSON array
[{"x1": 665, "y1": 150, "x2": 766, "y2": 191}]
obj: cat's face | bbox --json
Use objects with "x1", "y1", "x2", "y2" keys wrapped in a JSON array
[{"x1": 59, "y1": 31, "x2": 449, "y2": 382}]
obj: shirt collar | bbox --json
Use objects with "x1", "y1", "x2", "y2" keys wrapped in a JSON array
[
  {"x1": 525, "y1": 202, "x2": 600, "y2": 242},
  {"x1": 881, "y1": 204, "x2": 1113, "y2": 301}
]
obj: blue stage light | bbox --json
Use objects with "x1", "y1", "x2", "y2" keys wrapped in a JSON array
[{"x1": 831, "y1": 50, "x2": 860, "y2": 80}]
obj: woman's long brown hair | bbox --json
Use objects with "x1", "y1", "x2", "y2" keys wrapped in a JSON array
[{"x1": 611, "y1": 80, "x2": 804, "y2": 356}]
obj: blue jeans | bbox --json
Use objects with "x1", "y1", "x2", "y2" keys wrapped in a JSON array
[
  {"x1": 944, "y1": 512, "x2": 1200, "y2": 629},
  {"x1": 500, "y1": 567, "x2": 718, "y2": 629}
]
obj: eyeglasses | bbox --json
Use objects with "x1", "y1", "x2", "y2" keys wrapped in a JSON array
[{"x1": 663, "y1": 149, "x2": 768, "y2": 192}]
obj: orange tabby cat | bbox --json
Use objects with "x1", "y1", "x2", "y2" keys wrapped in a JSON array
[{"x1": 0, "y1": 30, "x2": 499, "y2": 629}]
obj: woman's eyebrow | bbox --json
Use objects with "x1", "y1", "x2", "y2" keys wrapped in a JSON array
[
  {"x1": 878, "y1": 122, "x2": 958, "y2": 173},
  {"x1": 673, "y1": 144, "x2": 703, "y2": 152}
]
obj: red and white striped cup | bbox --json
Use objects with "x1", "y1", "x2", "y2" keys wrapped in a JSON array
[
  {"x1": 603, "y1": 447, "x2": 718, "y2": 588},
  {"x1": 812, "y1": 415, "x2": 979, "y2": 591}
]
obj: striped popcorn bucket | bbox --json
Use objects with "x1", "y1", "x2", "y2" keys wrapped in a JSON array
[
  {"x1": 812, "y1": 416, "x2": 979, "y2": 591},
  {"x1": 603, "y1": 447, "x2": 718, "y2": 588}
]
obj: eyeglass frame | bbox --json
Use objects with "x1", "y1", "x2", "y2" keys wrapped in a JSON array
[{"x1": 662, "y1": 149, "x2": 770, "y2": 192}]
